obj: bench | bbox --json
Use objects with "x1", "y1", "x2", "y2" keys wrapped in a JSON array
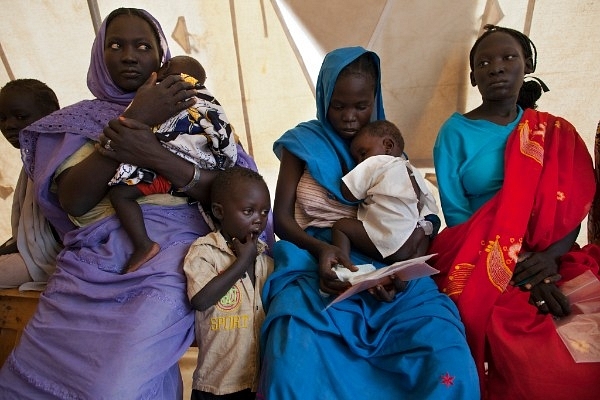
[{"x1": 0, "y1": 288, "x2": 40, "y2": 366}]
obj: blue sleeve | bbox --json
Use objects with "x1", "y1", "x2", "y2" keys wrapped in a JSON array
[{"x1": 433, "y1": 120, "x2": 473, "y2": 227}]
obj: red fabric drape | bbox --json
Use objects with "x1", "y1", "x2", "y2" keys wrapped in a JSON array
[{"x1": 430, "y1": 109, "x2": 600, "y2": 399}]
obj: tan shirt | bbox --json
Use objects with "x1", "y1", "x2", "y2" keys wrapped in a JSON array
[{"x1": 183, "y1": 231, "x2": 273, "y2": 395}]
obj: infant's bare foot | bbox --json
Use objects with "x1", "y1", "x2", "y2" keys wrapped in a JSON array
[{"x1": 124, "y1": 242, "x2": 160, "y2": 273}]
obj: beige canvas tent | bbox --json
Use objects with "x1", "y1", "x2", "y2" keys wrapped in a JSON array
[{"x1": 1, "y1": 0, "x2": 599, "y2": 241}]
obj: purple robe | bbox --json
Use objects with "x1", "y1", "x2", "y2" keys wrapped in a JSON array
[{"x1": 0, "y1": 8, "x2": 269, "y2": 399}]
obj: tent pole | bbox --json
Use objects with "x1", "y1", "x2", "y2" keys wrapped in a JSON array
[
  {"x1": 229, "y1": 0, "x2": 254, "y2": 156},
  {"x1": 87, "y1": 0, "x2": 102, "y2": 35}
]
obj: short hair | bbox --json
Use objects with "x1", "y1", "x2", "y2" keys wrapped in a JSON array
[
  {"x1": 0, "y1": 78, "x2": 60, "y2": 114},
  {"x1": 166, "y1": 56, "x2": 207, "y2": 85},
  {"x1": 355, "y1": 120, "x2": 404, "y2": 152},
  {"x1": 211, "y1": 166, "x2": 267, "y2": 204}
]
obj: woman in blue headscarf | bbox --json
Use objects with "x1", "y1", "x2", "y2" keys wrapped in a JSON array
[
  {"x1": 257, "y1": 47, "x2": 479, "y2": 399},
  {"x1": 0, "y1": 8, "x2": 268, "y2": 399}
]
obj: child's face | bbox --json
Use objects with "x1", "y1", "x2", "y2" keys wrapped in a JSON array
[
  {"x1": 470, "y1": 31, "x2": 532, "y2": 102},
  {"x1": 0, "y1": 89, "x2": 49, "y2": 148},
  {"x1": 327, "y1": 73, "x2": 375, "y2": 141},
  {"x1": 217, "y1": 180, "x2": 271, "y2": 243},
  {"x1": 350, "y1": 133, "x2": 392, "y2": 163}
]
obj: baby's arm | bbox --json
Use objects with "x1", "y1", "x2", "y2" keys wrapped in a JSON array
[
  {"x1": 340, "y1": 181, "x2": 359, "y2": 202},
  {"x1": 189, "y1": 233, "x2": 258, "y2": 312}
]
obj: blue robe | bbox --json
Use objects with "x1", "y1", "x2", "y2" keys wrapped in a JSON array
[{"x1": 258, "y1": 46, "x2": 479, "y2": 399}]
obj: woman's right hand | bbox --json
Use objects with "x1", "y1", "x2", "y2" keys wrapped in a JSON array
[
  {"x1": 318, "y1": 243, "x2": 356, "y2": 295},
  {"x1": 122, "y1": 72, "x2": 197, "y2": 126}
]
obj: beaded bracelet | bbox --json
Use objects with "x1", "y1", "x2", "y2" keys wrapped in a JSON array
[{"x1": 177, "y1": 164, "x2": 202, "y2": 192}]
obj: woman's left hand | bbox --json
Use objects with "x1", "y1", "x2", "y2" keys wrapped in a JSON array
[
  {"x1": 528, "y1": 277, "x2": 571, "y2": 318},
  {"x1": 368, "y1": 274, "x2": 408, "y2": 302},
  {"x1": 511, "y1": 251, "x2": 559, "y2": 290},
  {"x1": 97, "y1": 116, "x2": 163, "y2": 168}
]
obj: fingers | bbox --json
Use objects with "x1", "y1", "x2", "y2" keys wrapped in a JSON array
[
  {"x1": 140, "y1": 72, "x2": 158, "y2": 90},
  {"x1": 530, "y1": 282, "x2": 571, "y2": 318},
  {"x1": 368, "y1": 285, "x2": 395, "y2": 302},
  {"x1": 390, "y1": 275, "x2": 408, "y2": 292}
]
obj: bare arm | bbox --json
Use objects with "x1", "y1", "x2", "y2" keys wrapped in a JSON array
[
  {"x1": 190, "y1": 234, "x2": 258, "y2": 311},
  {"x1": 57, "y1": 74, "x2": 200, "y2": 216},
  {"x1": 340, "y1": 181, "x2": 358, "y2": 202},
  {"x1": 274, "y1": 149, "x2": 355, "y2": 294},
  {"x1": 96, "y1": 117, "x2": 219, "y2": 207},
  {"x1": 56, "y1": 150, "x2": 120, "y2": 217}
]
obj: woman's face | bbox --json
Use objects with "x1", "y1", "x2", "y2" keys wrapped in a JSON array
[
  {"x1": 327, "y1": 73, "x2": 375, "y2": 141},
  {"x1": 104, "y1": 14, "x2": 161, "y2": 93},
  {"x1": 470, "y1": 32, "x2": 531, "y2": 102},
  {"x1": 0, "y1": 89, "x2": 51, "y2": 148}
]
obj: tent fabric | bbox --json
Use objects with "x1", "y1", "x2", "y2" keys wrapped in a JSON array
[{"x1": 1, "y1": 0, "x2": 599, "y2": 242}]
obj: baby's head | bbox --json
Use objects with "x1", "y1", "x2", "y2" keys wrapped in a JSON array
[
  {"x1": 157, "y1": 55, "x2": 206, "y2": 86},
  {"x1": 350, "y1": 120, "x2": 405, "y2": 164},
  {"x1": 0, "y1": 78, "x2": 60, "y2": 149},
  {"x1": 210, "y1": 166, "x2": 271, "y2": 243}
]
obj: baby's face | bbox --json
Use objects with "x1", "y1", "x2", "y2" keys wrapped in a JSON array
[{"x1": 350, "y1": 134, "x2": 389, "y2": 164}]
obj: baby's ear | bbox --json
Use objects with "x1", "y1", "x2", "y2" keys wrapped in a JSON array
[
  {"x1": 469, "y1": 71, "x2": 477, "y2": 87},
  {"x1": 211, "y1": 203, "x2": 224, "y2": 221},
  {"x1": 383, "y1": 137, "x2": 394, "y2": 154}
]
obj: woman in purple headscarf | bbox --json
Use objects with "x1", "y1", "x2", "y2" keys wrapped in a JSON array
[{"x1": 0, "y1": 8, "x2": 267, "y2": 399}]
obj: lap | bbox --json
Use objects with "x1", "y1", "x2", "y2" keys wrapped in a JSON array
[{"x1": 0, "y1": 253, "x2": 31, "y2": 289}]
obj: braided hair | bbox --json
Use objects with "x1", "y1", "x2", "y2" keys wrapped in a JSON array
[{"x1": 470, "y1": 24, "x2": 548, "y2": 109}]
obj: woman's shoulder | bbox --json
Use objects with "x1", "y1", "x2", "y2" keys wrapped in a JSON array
[{"x1": 28, "y1": 99, "x2": 125, "y2": 141}]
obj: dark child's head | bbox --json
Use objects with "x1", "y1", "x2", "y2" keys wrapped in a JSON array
[
  {"x1": 0, "y1": 79, "x2": 60, "y2": 148},
  {"x1": 469, "y1": 24, "x2": 545, "y2": 109},
  {"x1": 327, "y1": 52, "x2": 379, "y2": 141},
  {"x1": 211, "y1": 166, "x2": 271, "y2": 243},
  {"x1": 157, "y1": 55, "x2": 206, "y2": 85},
  {"x1": 350, "y1": 120, "x2": 405, "y2": 164}
]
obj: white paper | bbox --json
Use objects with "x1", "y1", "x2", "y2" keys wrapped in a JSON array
[{"x1": 325, "y1": 254, "x2": 439, "y2": 309}]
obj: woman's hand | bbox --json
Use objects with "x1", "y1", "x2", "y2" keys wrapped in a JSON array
[
  {"x1": 318, "y1": 243, "x2": 357, "y2": 295},
  {"x1": 510, "y1": 251, "x2": 559, "y2": 290},
  {"x1": 122, "y1": 73, "x2": 197, "y2": 126},
  {"x1": 97, "y1": 117, "x2": 164, "y2": 169},
  {"x1": 528, "y1": 276, "x2": 571, "y2": 318},
  {"x1": 368, "y1": 274, "x2": 408, "y2": 302}
]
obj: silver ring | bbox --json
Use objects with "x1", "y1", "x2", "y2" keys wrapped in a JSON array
[
  {"x1": 535, "y1": 300, "x2": 546, "y2": 307},
  {"x1": 104, "y1": 139, "x2": 113, "y2": 151}
]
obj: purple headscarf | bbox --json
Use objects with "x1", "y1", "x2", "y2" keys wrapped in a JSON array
[{"x1": 87, "y1": 8, "x2": 171, "y2": 105}]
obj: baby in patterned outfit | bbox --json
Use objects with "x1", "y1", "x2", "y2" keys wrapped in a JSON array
[{"x1": 109, "y1": 56, "x2": 237, "y2": 273}]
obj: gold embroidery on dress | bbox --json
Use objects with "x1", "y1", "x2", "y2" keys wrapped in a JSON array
[
  {"x1": 519, "y1": 119, "x2": 546, "y2": 165},
  {"x1": 485, "y1": 236, "x2": 513, "y2": 292},
  {"x1": 445, "y1": 263, "x2": 475, "y2": 298}
]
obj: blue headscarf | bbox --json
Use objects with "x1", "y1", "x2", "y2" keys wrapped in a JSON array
[
  {"x1": 87, "y1": 8, "x2": 171, "y2": 105},
  {"x1": 273, "y1": 46, "x2": 385, "y2": 204}
]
